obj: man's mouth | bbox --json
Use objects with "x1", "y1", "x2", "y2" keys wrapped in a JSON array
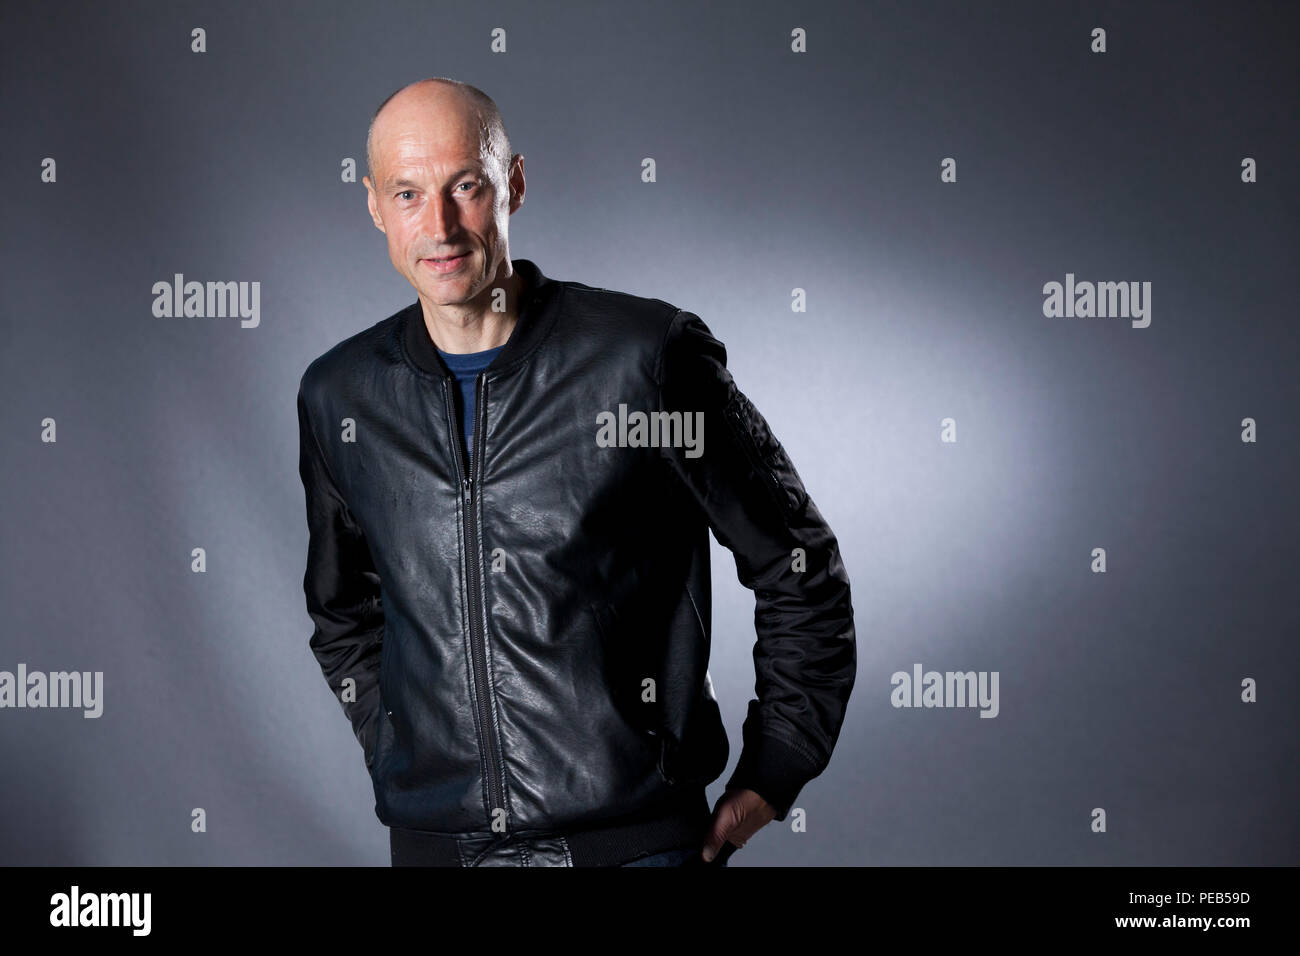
[{"x1": 422, "y1": 252, "x2": 470, "y2": 272}]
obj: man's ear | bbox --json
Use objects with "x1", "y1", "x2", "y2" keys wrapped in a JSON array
[
  {"x1": 507, "y1": 155, "x2": 526, "y2": 215},
  {"x1": 362, "y1": 177, "x2": 386, "y2": 234}
]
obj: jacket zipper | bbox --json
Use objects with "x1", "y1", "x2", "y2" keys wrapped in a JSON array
[{"x1": 444, "y1": 374, "x2": 507, "y2": 829}]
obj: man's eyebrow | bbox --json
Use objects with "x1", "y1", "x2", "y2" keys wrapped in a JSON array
[{"x1": 384, "y1": 167, "x2": 485, "y2": 192}]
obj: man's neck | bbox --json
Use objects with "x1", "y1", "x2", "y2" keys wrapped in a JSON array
[{"x1": 418, "y1": 269, "x2": 524, "y2": 355}]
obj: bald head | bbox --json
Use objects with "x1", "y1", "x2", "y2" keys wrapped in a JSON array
[{"x1": 365, "y1": 78, "x2": 513, "y2": 190}]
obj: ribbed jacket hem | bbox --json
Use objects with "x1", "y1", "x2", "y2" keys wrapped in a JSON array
[{"x1": 389, "y1": 789, "x2": 711, "y2": 867}]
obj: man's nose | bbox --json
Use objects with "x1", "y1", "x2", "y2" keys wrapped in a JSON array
[{"x1": 422, "y1": 190, "x2": 458, "y2": 242}]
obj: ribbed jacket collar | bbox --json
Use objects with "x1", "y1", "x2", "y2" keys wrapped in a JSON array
[{"x1": 400, "y1": 257, "x2": 560, "y2": 380}]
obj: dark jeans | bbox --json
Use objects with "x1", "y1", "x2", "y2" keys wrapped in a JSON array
[{"x1": 619, "y1": 844, "x2": 732, "y2": 867}]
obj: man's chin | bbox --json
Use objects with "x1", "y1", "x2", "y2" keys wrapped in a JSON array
[{"x1": 414, "y1": 278, "x2": 477, "y2": 305}]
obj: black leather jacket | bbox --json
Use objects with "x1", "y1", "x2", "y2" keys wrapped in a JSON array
[{"x1": 296, "y1": 258, "x2": 856, "y2": 865}]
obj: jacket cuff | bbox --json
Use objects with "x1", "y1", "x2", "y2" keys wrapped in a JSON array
[{"x1": 724, "y1": 731, "x2": 822, "y2": 823}]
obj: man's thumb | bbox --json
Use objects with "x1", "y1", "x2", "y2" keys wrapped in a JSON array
[{"x1": 702, "y1": 821, "x2": 731, "y2": 863}]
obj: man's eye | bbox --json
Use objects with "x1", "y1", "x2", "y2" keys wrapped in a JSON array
[
  {"x1": 397, "y1": 190, "x2": 414, "y2": 200},
  {"x1": 457, "y1": 182, "x2": 476, "y2": 192}
]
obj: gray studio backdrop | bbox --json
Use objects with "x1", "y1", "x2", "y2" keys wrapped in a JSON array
[{"x1": 2, "y1": 0, "x2": 1296, "y2": 865}]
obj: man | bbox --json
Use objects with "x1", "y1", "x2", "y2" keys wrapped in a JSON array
[{"x1": 296, "y1": 77, "x2": 857, "y2": 867}]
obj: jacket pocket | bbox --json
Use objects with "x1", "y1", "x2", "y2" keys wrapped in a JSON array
[
  {"x1": 724, "y1": 392, "x2": 809, "y2": 520},
  {"x1": 372, "y1": 648, "x2": 396, "y2": 777},
  {"x1": 371, "y1": 706, "x2": 394, "y2": 779},
  {"x1": 589, "y1": 595, "x2": 727, "y2": 791},
  {"x1": 655, "y1": 688, "x2": 729, "y2": 790},
  {"x1": 588, "y1": 600, "x2": 668, "y2": 775},
  {"x1": 654, "y1": 732, "x2": 676, "y2": 786}
]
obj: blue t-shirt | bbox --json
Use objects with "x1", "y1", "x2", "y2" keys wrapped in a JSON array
[{"x1": 437, "y1": 343, "x2": 505, "y2": 470}]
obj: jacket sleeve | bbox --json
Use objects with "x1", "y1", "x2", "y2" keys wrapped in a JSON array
[
  {"x1": 297, "y1": 381, "x2": 386, "y2": 773},
  {"x1": 657, "y1": 309, "x2": 857, "y2": 822}
]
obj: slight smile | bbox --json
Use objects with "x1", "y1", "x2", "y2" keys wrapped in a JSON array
[{"x1": 422, "y1": 252, "x2": 470, "y2": 273}]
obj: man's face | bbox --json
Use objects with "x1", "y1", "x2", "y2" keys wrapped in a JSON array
[{"x1": 363, "y1": 96, "x2": 522, "y2": 310}]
